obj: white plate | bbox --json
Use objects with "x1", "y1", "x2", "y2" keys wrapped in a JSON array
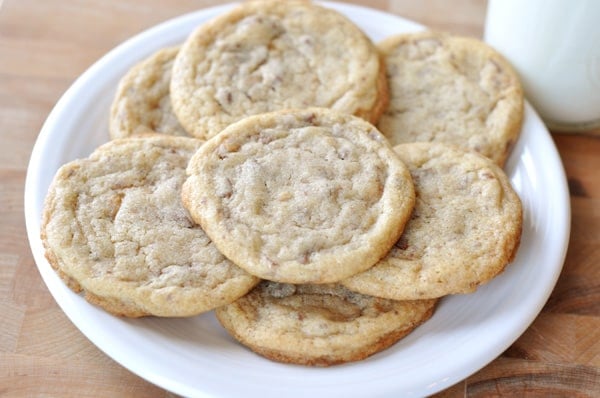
[{"x1": 24, "y1": 2, "x2": 571, "y2": 397}]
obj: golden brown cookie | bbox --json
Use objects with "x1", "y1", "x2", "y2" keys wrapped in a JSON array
[
  {"x1": 342, "y1": 142, "x2": 522, "y2": 299},
  {"x1": 41, "y1": 135, "x2": 259, "y2": 317},
  {"x1": 182, "y1": 108, "x2": 415, "y2": 284},
  {"x1": 170, "y1": 0, "x2": 387, "y2": 139},
  {"x1": 377, "y1": 31, "x2": 524, "y2": 166},
  {"x1": 215, "y1": 281, "x2": 437, "y2": 366},
  {"x1": 109, "y1": 46, "x2": 189, "y2": 138}
]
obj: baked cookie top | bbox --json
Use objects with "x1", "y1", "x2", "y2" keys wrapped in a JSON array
[
  {"x1": 109, "y1": 46, "x2": 189, "y2": 139},
  {"x1": 377, "y1": 31, "x2": 524, "y2": 166},
  {"x1": 215, "y1": 281, "x2": 437, "y2": 366},
  {"x1": 41, "y1": 135, "x2": 259, "y2": 317},
  {"x1": 170, "y1": 0, "x2": 387, "y2": 139},
  {"x1": 342, "y1": 142, "x2": 523, "y2": 300},
  {"x1": 182, "y1": 108, "x2": 415, "y2": 284}
]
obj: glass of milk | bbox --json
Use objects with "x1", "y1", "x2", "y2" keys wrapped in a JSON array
[{"x1": 484, "y1": 0, "x2": 600, "y2": 132}]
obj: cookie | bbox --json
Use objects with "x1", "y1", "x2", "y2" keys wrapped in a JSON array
[
  {"x1": 109, "y1": 46, "x2": 189, "y2": 139},
  {"x1": 215, "y1": 281, "x2": 437, "y2": 366},
  {"x1": 170, "y1": 0, "x2": 388, "y2": 139},
  {"x1": 41, "y1": 135, "x2": 259, "y2": 317},
  {"x1": 182, "y1": 108, "x2": 415, "y2": 284},
  {"x1": 377, "y1": 31, "x2": 524, "y2": 166},
  {"x1": 342, "y1": 142, "x2": 522, "y2": 300}
]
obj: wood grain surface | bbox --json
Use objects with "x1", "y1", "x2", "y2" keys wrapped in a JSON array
[{"x1": 1, "y1": 0, "x2": 599, "y2": 396}]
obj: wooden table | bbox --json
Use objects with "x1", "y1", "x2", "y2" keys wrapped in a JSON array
[{"x1": 1, "y1": 0, "x2": 598, "y2": 396}]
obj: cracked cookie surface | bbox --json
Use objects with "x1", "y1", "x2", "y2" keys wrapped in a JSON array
[
  {"x1": 110, "y1": 46, "x2": 189, "y2": 139},
  {"x1": 170, "y1": 0, "x2": 387, "y2": 139},
  {"x1": 41, "y1": 136, "x2": 259, "y2": 317},
  {"x1": 182, "y1": 108, "x2": 415, "y2": 284},
  {"x1": 215, "y1": 281, "x2": 437, "y2": 366},
  {"x1": 342, "y1": 142, "x2": 523, "y2": 299},
  {"x1": 377, "y1": 31, "x2": 523, "y2": 166}
]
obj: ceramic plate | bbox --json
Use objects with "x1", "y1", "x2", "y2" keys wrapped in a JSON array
[{"x1": 24, "y1": 2, "x2": 570, "y2": 397}]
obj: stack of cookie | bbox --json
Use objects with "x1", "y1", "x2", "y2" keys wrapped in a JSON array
[{"x1": 41, "y1": 0, "x2": 524, "y2": 366}]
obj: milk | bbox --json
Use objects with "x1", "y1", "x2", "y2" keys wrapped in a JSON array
[{"x1": 484, "y1": 0, "x2": 600, "y2": 131}]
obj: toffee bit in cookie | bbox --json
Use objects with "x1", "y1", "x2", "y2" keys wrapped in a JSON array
[
  {"x1": 304, "y1": 113, "x2": 316, "y2": 124},
  {"x1": 298, "y1": 251, "x2": 311, "y2": 264},
  {"x1": 394, "y1": 237, "x2": 409, "y2": 250}
]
